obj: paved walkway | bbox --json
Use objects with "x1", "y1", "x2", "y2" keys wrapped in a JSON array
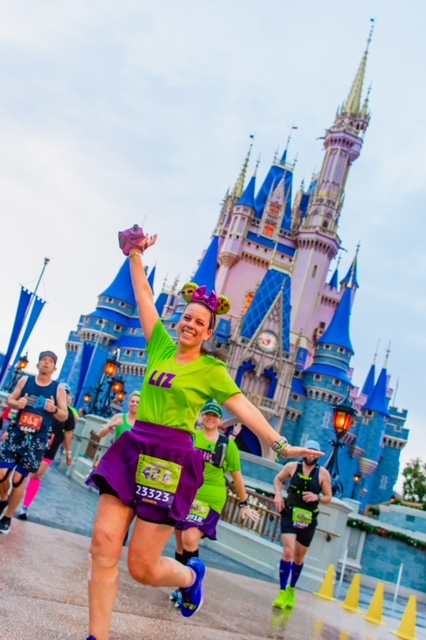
[{"x1": 1, "y1": 459, "x2": 425, "y2": 640}]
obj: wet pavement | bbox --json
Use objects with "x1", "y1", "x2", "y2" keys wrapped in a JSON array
[{"x1": 0, "y1": 457, "x2": 425, "y2": 640}]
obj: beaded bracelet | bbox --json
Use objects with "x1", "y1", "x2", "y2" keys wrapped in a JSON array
[
  {"x1": 128, "y1": 251, "x2": 142, "y2": 259},
  {"x1": 272, "y1": 436, "x2": 289, "y2": 459}
]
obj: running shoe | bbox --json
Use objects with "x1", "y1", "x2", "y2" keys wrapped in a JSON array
[
  {"x1": 0, "y1": 500, "x2": 8, "y2": 518},
  {"x1": 180, "y1": 558, "x2": 206, "y2": 618},
  {"x1": 272, "y1": 589, "x2": 288, "y2": 610},
  {"x1": 170, "y1": 588, "x2": 183, "y2": 609},
  {"x1": 17, "y1": 506, "x2": 28, "y2": 521},
  {"x1": 285, "y1": 586, "x2": 296, "y2": 608},
  {"x1": 0, "y1": 516, "x2": 11, "y2": 535},
  {"x1": 86, "y1": 636, "x2": 97, "y2": 639}
]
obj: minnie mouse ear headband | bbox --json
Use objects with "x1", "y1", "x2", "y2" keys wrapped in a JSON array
[{"x1": 181, "y1": 282, "x2": 231, "y2": 329}]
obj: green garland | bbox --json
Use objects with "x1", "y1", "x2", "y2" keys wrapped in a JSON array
[{"x1": 347, "y1": 518, "x2": 426, "y2": 552}]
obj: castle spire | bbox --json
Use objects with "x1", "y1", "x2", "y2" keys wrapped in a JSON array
[
  {"x1": 316, "y1": 285, "x2": 354, "y2": 353},
  {"x1": 362, "y1": 341, "x2": 379, "y2": 398},
  {"x1": 233, "y1": 135, "x2": 254, "y2": 199},
  {"x1": 342, "y1": 21, "x2": 374, "y2": 115}
]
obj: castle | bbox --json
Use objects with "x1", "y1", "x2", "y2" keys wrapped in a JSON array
[{"x1": 60, "y1": 30, "x2": 408, "y2": 513}]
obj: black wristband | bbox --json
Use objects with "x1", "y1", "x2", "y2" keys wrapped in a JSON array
[{"x1": 239, "y1": 500, "x2": 249, "y2": 508}]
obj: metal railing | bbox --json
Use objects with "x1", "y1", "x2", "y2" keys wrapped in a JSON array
[{"x1": 221, "y1": 484, "x2": 282, "y2": 543}]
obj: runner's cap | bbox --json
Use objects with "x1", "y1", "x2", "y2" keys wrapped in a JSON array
[
  {"x1": 305, "y1": 439, "x2": 321, "y2": 451},
  {"x1": 38, "y1": 350, "x2": 58, "y2": 364},
  {"x1": 201, "y1": 401, "x2": 223, "y2": 418}
]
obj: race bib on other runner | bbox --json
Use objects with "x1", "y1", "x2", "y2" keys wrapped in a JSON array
[
  {"x1": 18, "y1": 411, "x2": 44, "y2": 433},
  {"x1": 135, "y1": 454, "x2": 182, "y2": 508},
  {"x1": 185, "y1": 500, "x2": 211, "y2": 525},
  {"x1": 292, "y1": 507, "x2": 313, "y2": 529}
]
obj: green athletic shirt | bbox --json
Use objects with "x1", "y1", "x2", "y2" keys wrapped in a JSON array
[
  {"x1": 114, "y1": 413, "x2": 133, "y2": 441},
  {"x1": 136, "y1": 320, "x2": 240, "y2": 434},
  {"x1": 194, "y1": 430, "x2": 241, "y2": 513}
]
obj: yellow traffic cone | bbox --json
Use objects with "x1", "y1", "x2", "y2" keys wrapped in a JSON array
[
  {"x1": 341, "y1": 573, "x2": 361, "y2": 613},
  {"x1": 314, "y1": 564, "x2": 336, "y2": 601},
  {"x1": 363, "y1": 582, "x2": 386, "y2": 625},
  {"x1": 391, "y1": 595, "x2": 417, "y2": 640}
]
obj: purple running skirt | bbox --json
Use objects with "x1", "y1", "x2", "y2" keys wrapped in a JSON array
[
  {"x1": 175, "y1": 506, "x2": 221, "y2": 541},
  {"x1": 86, "y1": 420, "x2": 204, "y2": 525}
]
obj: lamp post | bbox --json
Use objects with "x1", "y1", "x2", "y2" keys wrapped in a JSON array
[
  {"x1": 351, "y1": 473, "x2": 362, "y2": 499},
  {"x1": 325, "y1": 395, "x2": 356, "y2": 497},
  {"x1": 6, "y1": 353, "x2": 29, "y2": 392},
  {"x1": 98, "y1": 375, "x2": 125, "y2": 417},
  {"x1": 88, "y1": 351, "x2": 120, "y2": 416}
]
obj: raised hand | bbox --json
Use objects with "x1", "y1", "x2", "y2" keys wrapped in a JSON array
[{"x1": 118, "y1": 225, "x2": 158, "y2": 256}]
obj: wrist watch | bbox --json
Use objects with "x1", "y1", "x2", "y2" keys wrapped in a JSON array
[{"x1": 54, "y1": 407, "x2": 59, "y2": 414}]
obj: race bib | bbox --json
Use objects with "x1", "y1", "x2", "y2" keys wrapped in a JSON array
[
  {"x1": 135, "y1": 454, "x2": 182, "y2": 508},
  {"x1": 185, "y1": 500, "x2": 211, "y2": 525},
  {"x1": 292, "y1": 507, "x2": 313, "y2": 529},
  {"x1": 19, "y1": 411, "x2": 44, "y2": 433}
]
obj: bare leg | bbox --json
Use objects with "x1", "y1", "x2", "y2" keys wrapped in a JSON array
[
  {"x1": 4, "y1": 471, "x2": 27, "y2": 517},
  {"x1": 175, "y1": 529, "x2": 184, "y2": 555},
  {"x1": 88, "y1": 494, "x2": 135, "y2": 640},
  {"x1": 0, "y1": 469, "x2": 11, "y2": 502},
  {"x1": 127, "y1": 519, "x2": 196, "y2": 588},
  {"x1": 181, "y1": 527, "x2": 203, "y2": 553}
]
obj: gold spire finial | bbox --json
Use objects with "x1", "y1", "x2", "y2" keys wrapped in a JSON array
[
  {"x1": 233, "y1": 135, "x2": 254, "y2": 199},
  {"x1": 343, "y1": 20, "x2": 374, "y2": 115}
]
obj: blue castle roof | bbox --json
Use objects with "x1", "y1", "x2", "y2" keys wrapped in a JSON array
[
  {"x1": 237, "y1": 174, "x2": 256, "y2": 208},
  {"x1": 100, "y1": 259, "x2": 136, "y2": 307},
  {"x1": 192, "y1": 235, "x2": 219, "y2": 292},
  {"x1": 317, "y1": 286, "x2": 354, "y2": 354},
  {"x1": 241, "y1": 268, "x2": 291, "y2": 353},
  {"x1": 362, "y1": 363, "x2": 376, "y2": 398},
  {"x1": 363, "y1": 367, "x2": 390, "y2": 416}
]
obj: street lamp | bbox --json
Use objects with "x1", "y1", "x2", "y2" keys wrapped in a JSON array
[
  {"x1": 98, "y1": 374, "x2": 125, "y2": 417},
  {"x1": 325, "y1": 395, "x2": 356, "y2": 497},
  {"x1": 6, "y1": 353, "x2": 29, "y2": 392},
  {"x1": 88, "y1": 351, "x2": 121, "y2": 416},
  {"x1": 351, "y1": 473, "x2": 362, "y2": 499}
]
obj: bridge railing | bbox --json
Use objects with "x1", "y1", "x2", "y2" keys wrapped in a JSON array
[{"x1": 221, "y1": 484, "x2": 282, "y2": 543}]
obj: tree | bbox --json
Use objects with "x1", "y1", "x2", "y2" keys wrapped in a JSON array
[{"x1": 402, "y1": 458, "x2": 426, "y2": 504}]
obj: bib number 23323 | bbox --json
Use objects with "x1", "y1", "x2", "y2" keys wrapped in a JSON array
[{"x1": 135, "y1": 454, "x2": 182, "y2": 508}]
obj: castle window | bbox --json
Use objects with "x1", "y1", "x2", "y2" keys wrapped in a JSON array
[
  {"x1": 96, "y1": 319, "x2": 103, "y2": 326},
  {"x1": 319, "y1": 321, "x2": 326, "y2": 329},
  {"x1": 114, "y1": 325, "x2": 122, "y2": 331},
  {"x1": 365, "y1": 410, "x2": 373, "y2": 417},
  {"x1": 107, "y1": 298, "x2": 113, "y2": 303},
  {"x1": 291, "y1": 394, "x2": 299, "y2": 402},
  {"x1": 125, "y1": 350, "x2": 131, "y2": 356},
  {"x1": 138, "y1": 351, "x2": 144, "y2": 357},
  {"x1": 119, "y1": 302, "x2": 126, "y2": 308},
  {"x1": 324, "y1": 344, "x2": 331, "y2": 350},
  {"x1": 334, "y1": 379, "x2": 341, "y2": 387},
  {"x1": 337, "y1": 347, "x2": 345, "y2": 354},
  {"x1": 314, "y1": 374, "x2": 322, "y2": 382},
  {"x1": 171, "y1": 323, "x2": 176, "y2": 329},
  {"x1": 312, "y1": 265, "x2": 317, "y2": 278}
]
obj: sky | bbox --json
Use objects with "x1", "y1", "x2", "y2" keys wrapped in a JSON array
[{"x1": 0, "y1": 1, "x2": 424, "y2": 487}]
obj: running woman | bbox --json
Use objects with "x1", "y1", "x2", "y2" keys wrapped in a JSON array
[
  {"x1": 84, "y1": 225, "x2": 323, "y2": 640},
  {"x1": 171, "y1": 400, "x2": 259, "y2": 606},
  {"x1": 97, "y1": 391, "x2": 140, "y2": 442}
]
